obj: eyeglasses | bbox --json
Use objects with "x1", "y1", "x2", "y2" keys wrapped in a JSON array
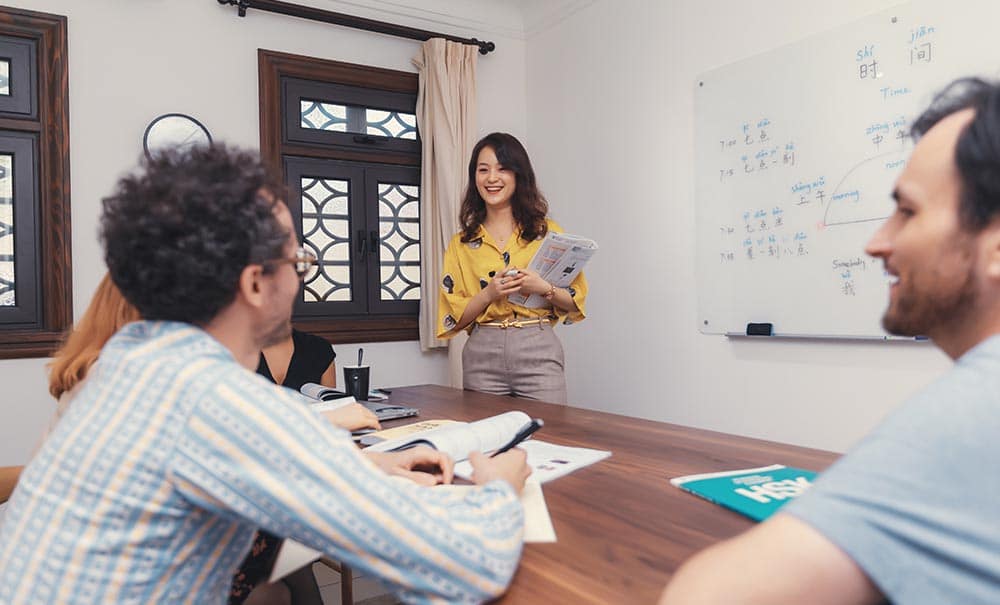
[{"x1": 263, "y1": 245, "x2": 317, "y2": 279}]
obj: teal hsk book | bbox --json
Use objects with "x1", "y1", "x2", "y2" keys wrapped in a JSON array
[{"x1": 670, "y1": 464, "x2": 818, "y2": 522}]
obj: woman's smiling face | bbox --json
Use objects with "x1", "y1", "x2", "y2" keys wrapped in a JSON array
[{"x1": 475, "y1": 145, "x2": 516, "y2": 210}]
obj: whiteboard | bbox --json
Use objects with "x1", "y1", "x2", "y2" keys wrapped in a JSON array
[{"x1": 696, "y1": 1, "x2": 1000, "y2": 338}]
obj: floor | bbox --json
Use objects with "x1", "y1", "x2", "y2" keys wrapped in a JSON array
[{"x1": 313, "y1": 561, "x2": 400, "y2": 605}]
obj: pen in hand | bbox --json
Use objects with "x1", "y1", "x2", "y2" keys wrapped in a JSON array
[{"x1": 490, "y1": 418, "x2": 544, "y2": 457}]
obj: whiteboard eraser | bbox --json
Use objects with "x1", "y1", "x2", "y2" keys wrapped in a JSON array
[{"x1": 746, "y1": 323, "x2": 773, "y2": 336}]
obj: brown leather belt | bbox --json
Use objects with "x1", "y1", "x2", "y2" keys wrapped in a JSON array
[{"x1": 477, "y1": 317, "x2": 554, "y2": 329}]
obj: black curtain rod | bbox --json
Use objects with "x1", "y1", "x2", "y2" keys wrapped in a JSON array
[{"x1": 217, "y1": 0, "x2": 496, "y2": 55}]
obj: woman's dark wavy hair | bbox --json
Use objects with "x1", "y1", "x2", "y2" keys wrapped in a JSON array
[
  {"x1": 100, "y1": 144, "x2": 289, "y2": 325},
  {"x1": 459, "y1": 132, "x2": 549, "y2": 243},
  {"x1": 911, "y1": 77, "x2": 1000, "y2": 232}
]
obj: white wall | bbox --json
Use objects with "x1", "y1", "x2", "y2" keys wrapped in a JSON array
[
  {"x1": 3, "y1": 0, "x2": 955, "y2": 462},
  {"x1": 526, "y1": 0, "x2": 952, "y2": 453},
  {"x1": 0, "y1": 0, "x2": 527, "y2": 464}
]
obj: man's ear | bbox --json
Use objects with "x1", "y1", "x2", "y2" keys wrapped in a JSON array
[
  {"x1": 237, "y1": 264, "x2": 267, "y2": 309},
  {"x1": 980, "y1": 221, "x2": 1000, "y2": 280}
]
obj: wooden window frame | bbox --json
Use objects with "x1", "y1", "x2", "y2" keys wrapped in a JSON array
[
  {"x1": 259, "y1": 49, "x2": 419, "y2": 344},
  {"x1": 0, "y1": 7, "x2": 71, "y2": 359}
]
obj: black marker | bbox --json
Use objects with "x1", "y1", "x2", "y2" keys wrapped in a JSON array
[{"x1": 490, "y1": 418, "x2": 544, "y2": 457}]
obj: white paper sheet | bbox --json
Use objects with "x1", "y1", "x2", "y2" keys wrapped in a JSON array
[
  {"x1": 268, "y1": 538, "x2": 323, "y2": 583},
  {"x1": 521, "y1": 477, "x2": 556, "y2": 543},
  {"x1": 454, "y1": 439, "x2": 611, "y2": 484}
]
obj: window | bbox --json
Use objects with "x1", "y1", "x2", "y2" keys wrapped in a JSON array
[
  {"x1": 260, "y1": 50, "x2": 421, "y2": 343},
  {"x1": 0, "y1": 8, "x2": 71, "y2": 359}
]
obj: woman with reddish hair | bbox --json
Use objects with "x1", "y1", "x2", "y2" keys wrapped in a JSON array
[
  {"x1": 47, "y1": 273, "x2": 141, "y2": 403},
  {"x1": 1, "y1": 273, "x2": 138, "y2": 505}
]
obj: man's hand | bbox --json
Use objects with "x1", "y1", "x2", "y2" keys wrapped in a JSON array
[
  {"x1": 365, "y1": 446, "x2": 454, "y2": 486},
  {"x1": 468, "y1": 449, "x2": 531, "y2": 495},
  {"x1": 322, "y1": 403, "x2": 381, "y2": 432}
]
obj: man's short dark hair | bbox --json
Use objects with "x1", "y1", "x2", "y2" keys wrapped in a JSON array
[
  {"x1": 912, "y1": 77, "x2": 1000, "y2": 231},
  {"x1": 101, "y1": 144, "x2": 289, "y2": 324}
]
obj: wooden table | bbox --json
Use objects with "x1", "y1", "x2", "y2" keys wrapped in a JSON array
[{"x1": 382, "y1": 385, "x2": 839, "y2": 605}]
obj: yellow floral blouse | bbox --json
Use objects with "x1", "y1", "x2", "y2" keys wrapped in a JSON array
[{"x1": 437, "y1": 219, "x2": 588, "y2": 338}]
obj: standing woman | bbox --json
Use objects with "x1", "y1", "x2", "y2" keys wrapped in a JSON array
[{"x1": 438, "y1": 132, "x2": 587, "y2": 403}]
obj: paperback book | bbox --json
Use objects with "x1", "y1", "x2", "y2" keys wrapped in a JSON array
[{"x1": 670, "y1": 464, "x2": 818, "y2": 522}]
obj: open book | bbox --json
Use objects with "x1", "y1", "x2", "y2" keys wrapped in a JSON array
[
  {"x1": 508, "y1": 231, "x2": 598, "y2": 309},
  {"x1": 363, "y1": 411, "x2": 531, "y2": 460},
  {"x1": 299, "y1": 383, "x2": 418, "y2": 422},
  {"x1": 670, "y1": 464, "x2": 818, "y2": 522},
  {"x1": 359, "y1": 419, "x2": 460, "y2": 446}
]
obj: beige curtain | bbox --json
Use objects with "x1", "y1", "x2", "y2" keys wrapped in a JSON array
[{"x1": 413, "y1": 39, "x2": 478, "y2": 387}]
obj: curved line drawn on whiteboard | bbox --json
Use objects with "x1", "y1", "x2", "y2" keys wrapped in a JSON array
[{"x1": 822, "y1": 150, "x2": 908, "y2": 227}]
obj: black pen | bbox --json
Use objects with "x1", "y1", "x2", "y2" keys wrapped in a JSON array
[{"x1": 490, "y1": 418, "x2": 544, "y2": 457}]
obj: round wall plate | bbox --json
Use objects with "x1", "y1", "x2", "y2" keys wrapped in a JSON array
[{"x1": 143, "y1": 113, "x2": 212, "y2": 159}]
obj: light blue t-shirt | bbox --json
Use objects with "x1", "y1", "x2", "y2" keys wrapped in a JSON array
[{"x1": 785, "y1": 335, "x2": 1000, "y2": 604}]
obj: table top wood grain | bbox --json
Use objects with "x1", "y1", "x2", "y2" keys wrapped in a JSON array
[{"x1": 381, "y1": 385, "x2": 840, "y2": 605}]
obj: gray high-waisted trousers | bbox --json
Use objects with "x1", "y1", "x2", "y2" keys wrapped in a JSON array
[{"x1": 462, "y1": 322, "x2": 567, "y2": 403}]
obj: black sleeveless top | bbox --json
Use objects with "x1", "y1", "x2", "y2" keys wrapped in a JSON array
[
  {"x1": 231, "y1": 330, "x2": 336, "y2": 603},
  {"x1": 256, "y1": 329, "x2": 336, "y2": 391}
]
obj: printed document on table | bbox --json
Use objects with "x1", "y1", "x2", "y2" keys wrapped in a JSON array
[{"x1": 454, "y1": 439, "x2": 611, "y2": 484}]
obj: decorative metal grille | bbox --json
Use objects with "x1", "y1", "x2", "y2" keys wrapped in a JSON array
[
  {"x1": 300, "y1": 100, "x2": 416, "y2": 141},
  {"x1": 300, "y1": 100, "x2": 347, "y2": 131},
  {"x1": 366, "y1": 109, "x2": 417, "y2": 140},
  {"x1": 378, "y1": 182, "x2": 420, "y2": 300},
  {"x1": 301, "y1": 177, "x2": 352, "y2": 302},
  {"x1": 0, "y1": 154, "x2": 13, "y2": 306},
  {"x1": 0, "y1": 59, "x2": 8, "y2": 96}
]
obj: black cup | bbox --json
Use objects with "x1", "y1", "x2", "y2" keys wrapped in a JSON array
[{"x1": 343, "y1": 365, "x2": 370, "y2": 400}]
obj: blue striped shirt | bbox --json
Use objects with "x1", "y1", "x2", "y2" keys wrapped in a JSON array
[{"x1": 0, "y1": 321, "x2": 523, "y2": 604}]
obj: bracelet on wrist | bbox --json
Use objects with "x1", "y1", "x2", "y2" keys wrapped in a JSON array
[{"x1": 542, "y1": 283, "x2": 557, "y2": 300}]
